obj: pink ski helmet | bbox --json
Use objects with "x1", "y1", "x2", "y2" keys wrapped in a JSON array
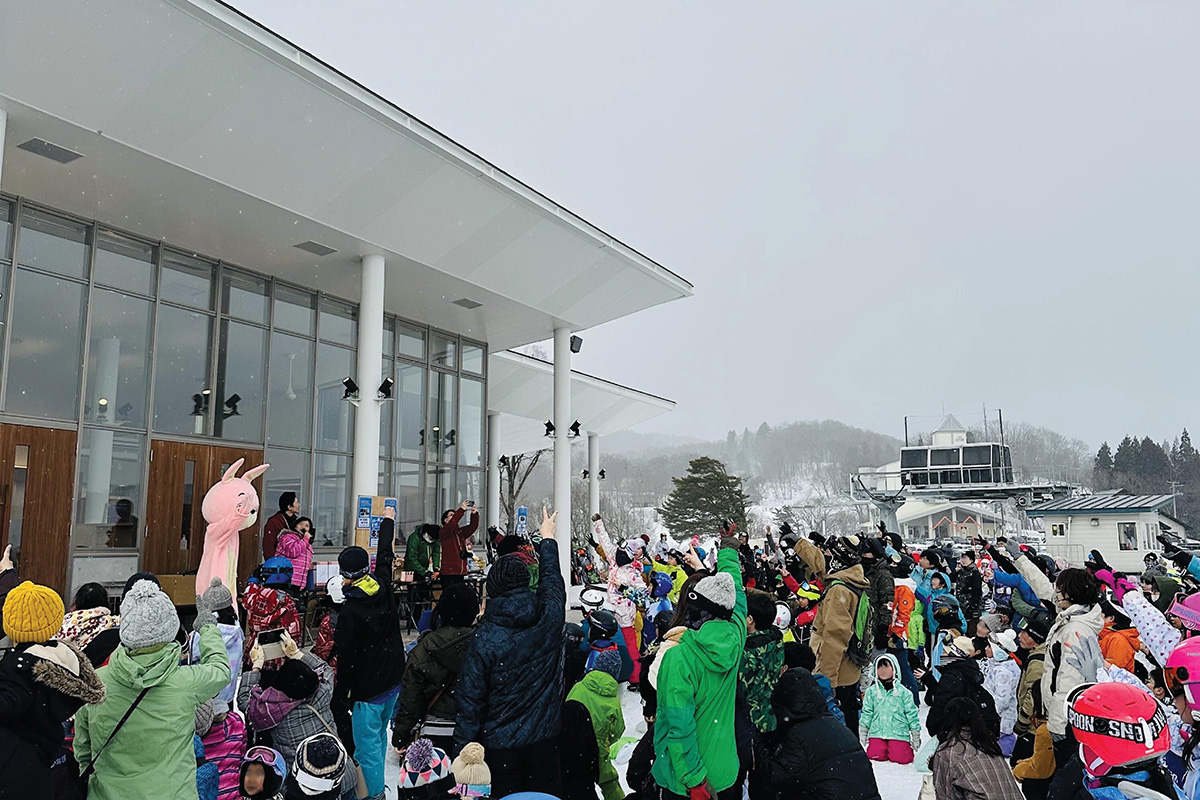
[
  {"x1": 1168, "y1": 592, "x2": 1200, "y2": 632},
  {"x1": 1165, "y1": 636, "x2": 1200, "y2": 709}
]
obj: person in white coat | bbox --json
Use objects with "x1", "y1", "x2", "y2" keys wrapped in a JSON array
[
  {"x1": 983, "y1": 629, "x2": 1021, "y2": 757},
  {"x1": 591, "y1": 515, "x2": 648, "y2": 685}
]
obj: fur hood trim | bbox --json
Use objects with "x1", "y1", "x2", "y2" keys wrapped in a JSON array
[{"x1": 29, "y1": 639, "x2": 106, "y2": 705}]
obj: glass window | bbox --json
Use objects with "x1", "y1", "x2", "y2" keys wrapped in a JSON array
[
  {"x1": 319, "y1": 298, "x2": 356, "y2": 346},
  {"x1": 458, "y1": 469, "x2": 483, "y2": 511},
  {"x1": 379, "y1": 358, "x2": 392, "y2": 458},
  {"x1": 429, "y1": 371, "x2": 457, "y2": 463},
  {"x1": 72, "y1": 429, "x2": 145, "y2": 550},
  {"x1": 264, "y1": 447, "x2": 310, "y2": 525},
  {"x1": 396, "y1": 363, "x2": 425, "y2": 461},
  {"x1": 459, "y1": 377, "x2": 484, "y2": 468},
  {"x1": 426, "y1": 464, "x2": 455, "y2": 522},
  {"x1": 7, "y1": 445, "x2": 27, "y2": 570},
  {"x1": 268, "y1": 333, "x2": 314, "y2": 448},
  {"x1": 462, "y1": 343, "x2": 485, "y2": 375},
  {"x1": 378, "y1": 459, "x2": 391, "y2": 497},
  {"x1": 83, "y1": 289, "x2": 153, "y2": 428},
  {"x1": 161, "y1": 251, "x2": 215, "y2": 309},
  {"x1": 5, "y1": 269, "x2": 86, "y2": 419},
  {"x1": 17, "y1": 208, "x2": 90, "y2": 279},
  {"x1": 153, "y1": 306, "x2": 213, "y2": 434},
  {"x1": 430, "y1": 331, "x2": 456, "y2": 369},
  {"x1": 900, "y1": 449, "x2": 928, "y2": 468},
  {"x1": 315, "y1": 343, "x2": 355, "y2": 452},
  {"x1": 213, "y1": 320, "x2": 266, "y2": 442},
  {"x1": 383, "y1": 317, "x2": 395, "y2": 357},
  {"x1": 395, "y1": 461, "x2": 423, "y2": 536},
  {"x1": 275, "y1": 285, "x2": 316, "y2": 337},
  {"x1": 930, "y1": 448, "x2": 960, "y2": 467},
  {"x1": 314, "y1": 453, "x2": 350, "y2": 548},
  {"x1": 0, "y1": 200, "x2": 12, "y2": 260},
  {"x1": 221, "y1": 271, "x2": 269, "y2": 324},
  {"x1": 1119, "y1": 522, "x2": 1138, "y2": 551},
  {"x1": 95, "y1": 230, "x2": 155, "y2": 295},
  {"x1": 398, "y1": 322, "x2": 425, "y2": 361}
]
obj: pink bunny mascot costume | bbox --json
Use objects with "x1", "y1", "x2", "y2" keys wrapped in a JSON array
[{"x1": 196, "y1": 458, "x2": 270, "y2": 598}]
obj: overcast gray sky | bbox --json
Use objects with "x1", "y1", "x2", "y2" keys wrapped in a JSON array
[{"x1": 232, "y1": 1, "x2": 1200, "y2": 448}]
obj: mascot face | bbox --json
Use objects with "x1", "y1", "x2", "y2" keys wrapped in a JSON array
[{"x1": 201, "y1": 458, "x2": 269, "y2": 532}]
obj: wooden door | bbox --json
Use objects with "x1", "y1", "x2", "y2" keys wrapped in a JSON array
[
  {"x1": 0, "y1": 424, "x2": 77, "y2": 595},
  {"x1": 144, "y1": 441, "x2": 264, "y2": 590}
]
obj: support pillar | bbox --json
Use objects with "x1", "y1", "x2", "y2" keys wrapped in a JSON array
[
  {"x1": 85, "y1": 338, "x2": 121, "y2": 523},
  {"x1": 487, "y1": 413, "x2": 501, "y2": 531},
  {"x1": 351, "y1": 255, "x2": 385, "y2": 506},
  {"x1": 588, "y1": 433, "x2": 600, "y2": 520},
  {"x1": 0, "y1": 109, "x2": 6, "y2": 191},
  {"x1": 553, "y1": 328, "x2": 572, "y2": 587}
]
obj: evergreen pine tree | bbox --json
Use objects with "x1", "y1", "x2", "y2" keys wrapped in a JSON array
[
  {"x1": 658, "y1": 456, "x2": 750, "y2": 539},
  {"x1": 1094, "y1": 442, "x2": 1114, "y2": 490}
]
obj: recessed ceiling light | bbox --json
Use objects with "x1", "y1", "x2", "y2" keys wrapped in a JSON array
[
  {"x1": 17, "y1": 138, "x2": 84, "y2": 164},
  {"x1": 452, "y1": 298, "x2": 483, "y2": 310},
  {"x1": 294, "y1": 240, "x2": 337, "y2": 257}
]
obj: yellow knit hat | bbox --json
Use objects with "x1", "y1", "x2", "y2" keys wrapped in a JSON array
[{"x1": 3, "y1": 581, "x2": 65, "y2": 643}]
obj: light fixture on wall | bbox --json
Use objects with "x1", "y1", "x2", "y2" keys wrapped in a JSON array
[
  {"x1": 342, "y1": 377, "x2": 360, "y2": 406},
  {"x1": 570, "y1": 335, "x2": 583, "y2": 353},
  {"x1": 1091, "y1": 518, "x2": 1100, "y2": 527},
  {"x1": 223, "y1": 393, "x2": 241, "y2": 418},
  {"x1": 377, "y1": 377, "x2": 394, "y2": 400},
  {"x1": 598, "y1": 469, "x2": 606, "y2": 480},
  {"x1": 97, "y1": 397, "x2": 109, "y2": 421},
  {"x1": 568, "y1": 420, "x2": 582, "y2": 438},
  {"x1": 543, "y1": 420, "x2": 555, "y2": 438},
  {"x1": 498, "y1": 455, "x2": 510, "y2": 468},
  {"x1": 191, "y1": 392, "x2": 210, "y2": 416}
]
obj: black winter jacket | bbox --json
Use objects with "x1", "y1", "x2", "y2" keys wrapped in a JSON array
[
  {"x1": 926, "y1": 658, "x2": 999, "y2": 738},
  {"x1": 454, "y1": 538, "x2": 565, "y2": 752},
  {"x1": 864, "y1": 561, "x2": 895, "y2": 647},
  {"x1": 768, "y1": 669, "x2": 881, "y2": 800},
  {"x1": 560, "y1": 699, "x2": 600, "y2": 800},
  {"x1": 335, "y1": 518, "x2": 406, "y2": 702},
  {"x1": 0, "y1": 640, "x2": 105, "y2": 799},
  {"x1": 392, "y1": 625, "x2": 475, "y2": 747},
  {"x1": 954, "y1": 565, "x2": 984, "y2": 619}
]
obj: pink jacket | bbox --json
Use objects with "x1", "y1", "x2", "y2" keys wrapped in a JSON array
[
  {"x1": 201, "y1": 711, "x2": 247, "y2": 800},
  {"x1": 275, "y1": 530, "x2": 314, "y2": 589}
]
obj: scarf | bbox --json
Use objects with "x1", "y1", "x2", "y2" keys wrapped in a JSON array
[
  {"x1": 59, "y1": 607, "x2": 119, "y2": 648},
  {"x1": 246, "y1": 684, "x2": 305, "y2": 731}
]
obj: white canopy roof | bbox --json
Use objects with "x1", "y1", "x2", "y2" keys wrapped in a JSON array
[
  {"x1": 0, "y1": 0, "x2": 691, "y2": 350},
  {"x1": 488, "y1": 351, "x2": 675, "y2": 455}
]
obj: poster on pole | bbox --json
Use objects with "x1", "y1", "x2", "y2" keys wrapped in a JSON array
[{"x1": 356, "y1": 495, "x2": 399, "y2": 548}]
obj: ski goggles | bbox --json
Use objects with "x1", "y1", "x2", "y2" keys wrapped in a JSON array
[{"x1": 244, "y1": 746, "x2": 287, "y2": 778}]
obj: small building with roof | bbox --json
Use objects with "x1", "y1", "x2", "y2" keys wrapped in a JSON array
[{"x1": 1024, "y1": 491, "x2": 1186, "y2": 571}]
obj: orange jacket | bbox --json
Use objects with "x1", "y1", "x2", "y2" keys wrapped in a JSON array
[
  {"x1": 891, "y1": 585, "x2": 916, "y2": 640},
  {"x1": 1099, "y1": 625, "x2": 1142, "y2": 673}
]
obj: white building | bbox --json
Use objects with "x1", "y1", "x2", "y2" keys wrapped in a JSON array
[
  {"x1": 1024, "y1": 493, "x2": 1186, "y2": 571},
  {"x1": 897, "y1": 500, "x2": 1007, "y2": 543}
]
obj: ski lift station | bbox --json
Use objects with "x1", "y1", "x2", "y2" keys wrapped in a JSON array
[{"x1": 0, "y1": 0, "x2": 690, "y2": 596}]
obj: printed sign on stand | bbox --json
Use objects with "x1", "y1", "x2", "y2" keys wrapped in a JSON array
[{"x1": 356, "y1": 495, "x2": 399, "y2": 548}]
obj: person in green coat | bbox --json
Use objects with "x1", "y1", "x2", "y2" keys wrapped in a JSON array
[
  {"x1": 565, "y1": 650, "x2": 626, "y2": 800},
  {"x1": 405, "y1": 524, "x2": 441, "y2": 580},
  {"x1": 652, "y1": 539, "x2": 747, "y2": 800},
  {"x1": 859, "y1": 652, "x2": 921, "y2": 765},
  {"x1": 75, "y1": 579, "x2": 231, "y2": 800}
]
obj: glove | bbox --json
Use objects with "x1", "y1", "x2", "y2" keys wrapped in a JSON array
[
  {"x1": 1157, "y1": 534, "x2": 1183, "y2": 557},
  {"x1": 1004, "y1": 538, "x2": 1023, "y2": 560},
  {"x1": 250, "y1": 644, "x2": 265, "y2": 671},
  {"x1": 809, "y1": 531, "x2": 827, "y2": 548},
  {"x1": 720, "y1": 536, "x2": 740, "y2": 552},
  {"x1": 910, "y1": 730, "x2": 922, "y2": 751},
  {"x1": 281, "y1": 631, "x2": 302, "y2": 659},
  {"x1": 192, "y1": 583, "x2": 220, "y2": 634},
  {"x1": 687, "y1": 781, "x2": 715, "y2": 800},
  {"x1": 1061, "y1": 631, "x2": 1104, "y2": 684},
  {"x1": 1114, "y1": 781, "x2": 1176, "y2": 800},
  {"x1": 859, "y1": 727, "x2": 870, "y2": 748}
]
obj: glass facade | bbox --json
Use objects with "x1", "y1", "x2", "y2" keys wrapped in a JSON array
[{"x1": 0, "y1": 195, "x2": 487, "y2": 577}]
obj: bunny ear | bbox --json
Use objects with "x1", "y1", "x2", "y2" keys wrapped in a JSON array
[
  {"x1": 222, "y1": 458, "x2": 246, "y2": 483},
  {"x1": 243, "y1": 463, "x2": 269, "y2": 483}
]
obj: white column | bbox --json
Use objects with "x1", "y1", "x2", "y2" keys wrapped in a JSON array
[
  {"x1": 351, "y1": 255, "x2": 385, "y2": 503},
  {"x1": 0, "y1": 109, "x2": 7, "y2": 191},
  {"x1": 84, "y1": 338, "x2": 121, "y2": 523},
  {"x1": 588, "y1": 432, "x2": 600, "y2": 520},
  {"x1": 553, "y1": 327, "x2": 572, "y2": 586},
  {"x1": 487, "y1": 413, "x2": 501, "y2": 531}
]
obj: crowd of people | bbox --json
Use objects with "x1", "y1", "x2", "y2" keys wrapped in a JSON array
[{"x1": 8, "y1": 492, "x2": 1200, "y2": 800}]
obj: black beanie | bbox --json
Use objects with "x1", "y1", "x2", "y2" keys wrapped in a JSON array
[
  {"x1": 486, "y1": 555, "x2": 530, "y2": 598},
  {"x1": 274, "y1": 658, "x2": 320, "y2": 701},
  {"x1": 435, "y1": 583, "x2": 479, "y2": 628},
  {"x1": 338, "y1": 546, "x2": 370, "y2": 579},
  {"x1": 122, "y1": 571, "x2": 160, "y2": 601},
  {"x1": 497, "y1": 534, "x2": 528, "y2": 557}
]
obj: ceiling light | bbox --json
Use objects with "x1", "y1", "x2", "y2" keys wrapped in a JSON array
[
  {"x1": 17, "y1": 138, "x2": 84, "y2": 164},
  {"x1": 544, "y1": 420, "x2": 555, "y2": 438},
  {"x1": 294, "y1": 240, "x2": 338, "y2": 257},
  {"x1": 452, "y1": 298, "x2": 483, "y2": 310}
]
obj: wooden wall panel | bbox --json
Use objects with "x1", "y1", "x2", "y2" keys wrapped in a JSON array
[{"x1": 0, "y1": 425, "x2": 77, "y2": 596}]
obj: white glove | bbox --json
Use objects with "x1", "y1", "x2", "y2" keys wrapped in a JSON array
[
  {"x1": 860, "y1": 727, "x2": 870, "y2": 748},
  {"x1": 910, "y1": 730, "x2": 922, "y2": 751}
]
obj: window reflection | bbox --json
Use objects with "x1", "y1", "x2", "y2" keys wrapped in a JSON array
[
  {"x1": 72, "y1": 429, "x2": 144, "y2": 550},
  {"x1": 268, "y1": 333, "x2": 314, "y2": 448},
  {"x1": 428, "y1": 372, "x2": 456, "y2": 463},
  {"x1": 153, "y1": 306, "x2": 212, "y2": 435},
  {"x1": 95, "y1": 230, "x2": 155, "y2": 295},
  {"x1": 214, "y1": 320, "x2": 266, "y2": 442},
  {"x1": 315, "y1": 343, "x2": 354, "y2": 452},
  {"x1": 314, "y1": 453, "x2": 349, "y2": 547},
  {"x1": 84, "y1": 289, "x2": 152, "y2": 428},
  {"x1": 396, "y1": 364, "x2": 425, "y2": 460},
  {"x1": 17, "y1": 208, "x2": 90, "y2": 279},
  {"x1": 6, "y1": 269, "x2": 86, "y2": 420}
]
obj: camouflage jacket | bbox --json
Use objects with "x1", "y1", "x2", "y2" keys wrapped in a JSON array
[{"x1": 738, "y1": 628, "x2": 785, "y2": 733}]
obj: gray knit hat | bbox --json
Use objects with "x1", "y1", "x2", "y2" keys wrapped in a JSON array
[
  {"x1": 979, "y1": 613, "x2": 1005, "y2": 634},
  {"x1": 687, "y1": 572, "x2": 736, "y2": 621},
  {"x1": 195, "y1": 699, "x2": 215, "y2": 736},
  {"x1": 588, "y1": 648, "x2": 623, "y2": 682},
  {"x1": 199, "y1": 577, "x2": 233, "y2": 611},
  {"x1": 119, "y1": 579, "x2": 179, "y2": 650}
]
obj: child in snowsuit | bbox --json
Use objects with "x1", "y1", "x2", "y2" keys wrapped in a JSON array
[
  {"x1": 593, "y1": 515, "x2": 646, "y2": 685},
  {"x1": 860, "y1": 652, "x2": 921, "y2": 764},
  {"x1": 188, "y1": 578, "x2": 244, "y2": 711},
  {"x1": 983, "y1": 629, "x2": 1021, "y2": 757},
  {"x1": 242, "y1": 557, "x2": 302, "y2": 665},
  {"x1": 566, "y1": 650, "x2": 625, "y2": 800}
]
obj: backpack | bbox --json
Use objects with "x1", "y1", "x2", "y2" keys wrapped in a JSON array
[{"x1": 830, "y1": 579, "x2": 874, "y2": 668}]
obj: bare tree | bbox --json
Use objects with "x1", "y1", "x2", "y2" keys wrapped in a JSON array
[{"x1": 499, "y1": 449, "x2": 550, "y2": 534}]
